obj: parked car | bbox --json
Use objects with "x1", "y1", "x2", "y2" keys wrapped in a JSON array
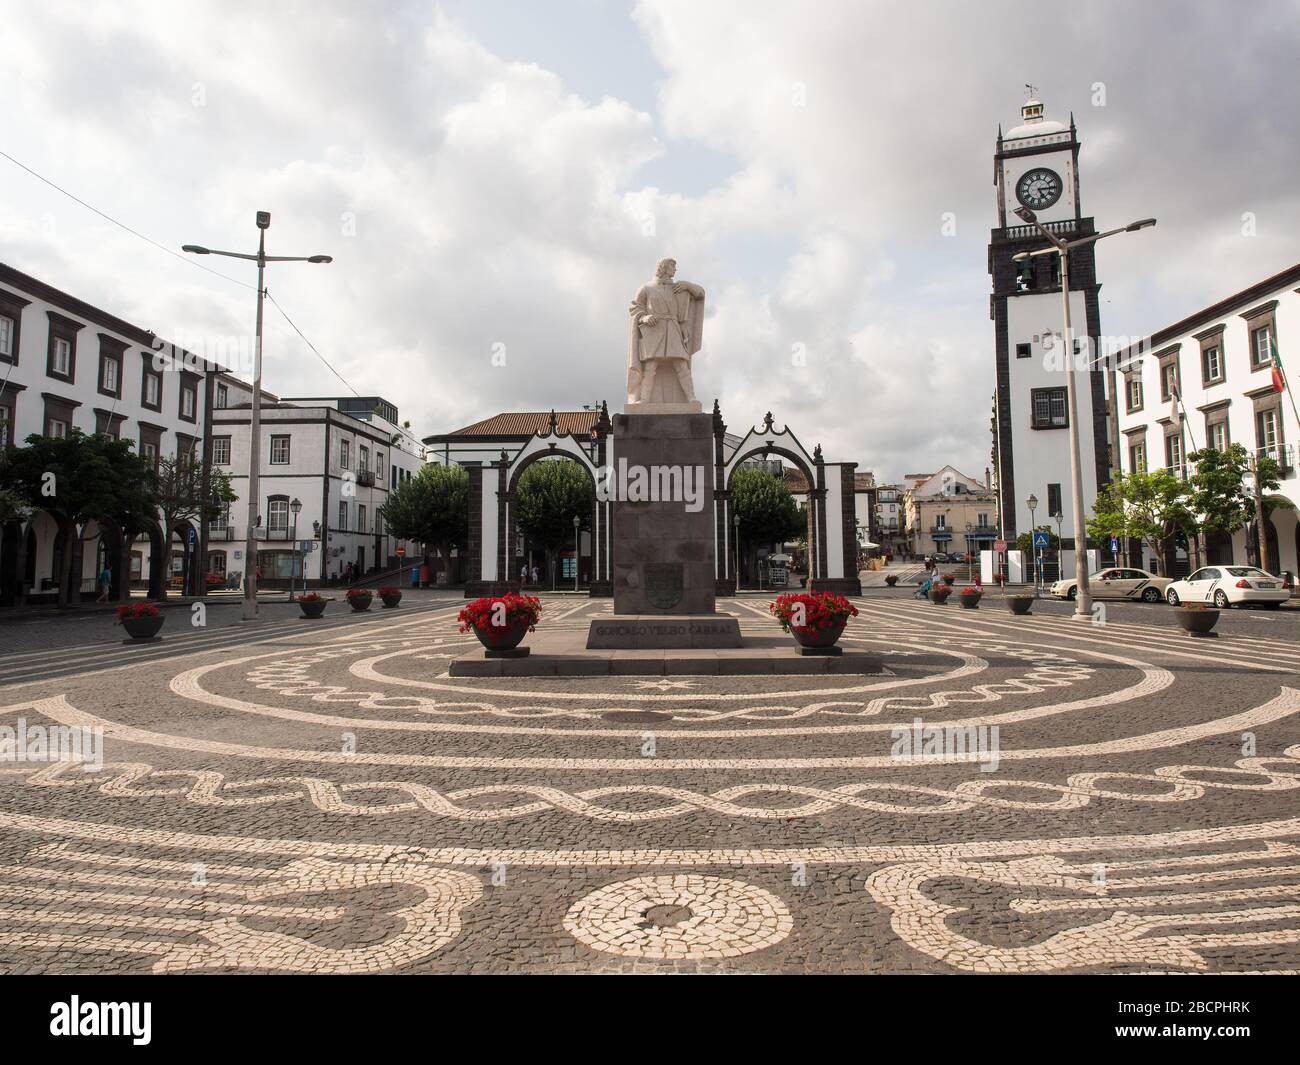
[
  {"x1": 931, "y1": 552, "x2": 951, "y2": 563},
  {"x1": 1050, "y1": 567, "x2": 1171, "y2": 603},
  {"x1": 1164, "y1": 566, "x2": 1289, "y2": 609}
]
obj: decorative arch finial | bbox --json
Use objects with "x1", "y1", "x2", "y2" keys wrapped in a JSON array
[
  {"x1": 813, "y1": 443, "x2": 823, "y2": 463},
  {"x1": 548, "y1": 409, "x2": 558, "y2": 434},
  {"x1": 762, "y1": 411, "x2": 774, "y2": 432}
]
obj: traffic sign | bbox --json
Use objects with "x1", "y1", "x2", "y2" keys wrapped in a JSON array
[
  {"x1": 185, "y1": 526, "x2": 197, "y2": 546},
  {"x1": 396, "y1": 547, "x2": 406, "y2": 558},
  {"x1": 1032, "y1": 531, "x2": 1050, "y2": 550},
  {"x1": 1110, "y1": 537, "x2": 1119, "y2": 554},
  {"x1": 993, "y1": 540, "x2": 1007, "y2": 553}
]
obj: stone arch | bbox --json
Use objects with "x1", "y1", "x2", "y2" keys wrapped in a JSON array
[
  {"x1": 504, "y1": 440, "x2": 599, "y2": 593},
  {"x1": 723, "y1": 444, "x2": 819, "y2": 589},
  {"x1": 1263, "y1": 492, "x2": 1297, "y2": 579},
  {"x1": 81, "y1": 516, "x2": 127, "y2": 601},
  {"x1": 169, "y1": 518, "x2": 202, "y2": 596}
]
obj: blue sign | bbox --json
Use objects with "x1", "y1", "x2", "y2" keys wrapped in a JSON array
[
  {"x1": 1032, "y1": 531, "x2": 1050, "y2": 550},
  {"x1": 1110, "y1": 536, "x2": 1119, "y2": 553},
  {"x1": 186, "y1": 527, "x2": 197, "y2": 546}
]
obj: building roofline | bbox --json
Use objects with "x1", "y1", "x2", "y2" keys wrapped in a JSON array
[
  {"x1": 0, "y1": 261, "x2": 223, "y2": 374},
  {"x1": 1113, "y1": 260, "x2": 1300, "y2": 367}
]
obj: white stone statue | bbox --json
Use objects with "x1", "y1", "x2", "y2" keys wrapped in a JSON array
[{"x1": 626, "y1": 257, "x2": 705, "y2": 410}]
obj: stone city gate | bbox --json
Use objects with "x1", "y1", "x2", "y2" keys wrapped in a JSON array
[{"x1": 463, "y1": 403, "x2": 861, "y2": 598}]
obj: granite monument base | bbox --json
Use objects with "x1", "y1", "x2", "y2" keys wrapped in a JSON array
[{"x1": 586, "y1": 613, "x2": 742, "y2": 649}]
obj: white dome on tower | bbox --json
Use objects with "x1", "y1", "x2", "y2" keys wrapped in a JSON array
[{"x1": 1004, "y1": 97, "x2": 1067, "y2": 140}]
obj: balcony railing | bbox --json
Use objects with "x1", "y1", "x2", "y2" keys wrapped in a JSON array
[
  {"x1": 1257, "y1": 444, "x2": 1295, "y2": 472},
  {"x1": 356, "y1": 469, "x2": 376, "y2": 487},
  {"x1": 207, "y1": 524, "x2": 236, "y2": 541},
  {"x1": 253, "y1": 527, "x2": 291, "y2": 541},
  {"x1": 996, "y1": 219, "x2": 1079, "y2": 242}
]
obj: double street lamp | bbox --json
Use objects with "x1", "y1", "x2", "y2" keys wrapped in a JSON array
[
  {"x1": 1012, "y1": 208, "x2": 1156, "y2": 619},
  {"x1": 183, "y1": 212, "x2": 332, "y2": 620},
  {"x1": 289, "y1": 497, "x2": 302, "y2": 600},
  {"x1": 1026, "y1": 493, "x2": 1039, "y2": 596}
]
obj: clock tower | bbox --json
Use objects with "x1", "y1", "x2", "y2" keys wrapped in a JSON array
[{"x1": 990, "y1": 96, "x2": 1110, "y2": 548}]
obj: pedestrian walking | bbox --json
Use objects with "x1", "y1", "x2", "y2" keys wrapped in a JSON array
[{"x1": 95, "y1": 564, "x2": 111, "y2": 603}]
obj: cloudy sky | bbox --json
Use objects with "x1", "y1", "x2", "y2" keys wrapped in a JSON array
[{"x1": 2, "y1": 0, "x2": 1298, "y2": 483}]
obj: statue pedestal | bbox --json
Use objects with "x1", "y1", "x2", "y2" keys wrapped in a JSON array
[
  {"x1": 625, "y1": 400, "x2": 702, "y2": 415},
  {"x1": 588, "y1": 411, "x2": 741, "y2": 648}
]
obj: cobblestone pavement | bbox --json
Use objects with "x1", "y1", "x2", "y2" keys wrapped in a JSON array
[{"x1": 0, "y1": 592, "x2": 1297, "y2": 973}]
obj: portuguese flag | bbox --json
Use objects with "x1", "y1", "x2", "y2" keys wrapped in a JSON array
[{"x1": 1270, "y1": 335, "x2": 1286, "y2": 394}]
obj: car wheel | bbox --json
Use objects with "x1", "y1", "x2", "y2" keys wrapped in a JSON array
[
  {"x1": 1213, "y1": 590, "x2": 1230, "y2": 609},
  {"x1": 1141, "y1": 587, "x2": 1161, "y2": 603},
  {"x1": 1066, "y1": 585, "x2": 1077, "y2": 600},
  {"x1": 1166, "y1": 589, "x2": 1180, "y2": 606}
]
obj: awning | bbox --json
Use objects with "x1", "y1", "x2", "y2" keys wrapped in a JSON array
[{"x1": 931, "y1": 532, "x2": 952, "y2": 541}]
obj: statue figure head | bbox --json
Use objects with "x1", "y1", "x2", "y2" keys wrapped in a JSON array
[{"x1": 654, "y1": 257, "x2": 677, "y2": 282}]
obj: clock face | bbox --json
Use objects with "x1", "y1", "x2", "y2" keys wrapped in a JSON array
[{"x1": 1016, "y1": 167, "x2": 1063, "y2": 209}]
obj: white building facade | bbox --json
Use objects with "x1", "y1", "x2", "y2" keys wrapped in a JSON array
[
  {"x1": 1114, "y1": 262, "x2": 1300, "y2": 577},
  {"x1": 211, "y1": 393, "x2": 423, "y2": 588},
  {"x1": 0, "y1": 263, "x2": 217, "y2": 603},
  {"x1": 990, "y1": 98, "x2": 1110, "y2": 549}
]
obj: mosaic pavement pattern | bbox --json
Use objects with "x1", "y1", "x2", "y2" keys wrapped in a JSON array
[{"x1": 0, "y1": 593, "x2": 1297, "y2": 973}]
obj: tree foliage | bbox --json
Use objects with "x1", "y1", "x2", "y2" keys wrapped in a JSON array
[
  {"x1": 379, "y1": 463, "x2": 469, "y2": 571},
  {"x1": 1187, "y1": 444, "x2": 1283, "y2": 538},
  {"x1": 4, "y1": 431, "x2": 158, "y2": 605},
  {"x1": 154, "y1": 451, "x2": 235, "y2": 596},
  {"x1": 731, "y1": 467, "x2": 805, "y2": 546},
  {"x1": 1086, "y1": 469, "x2": 1191, "y2": 575}
]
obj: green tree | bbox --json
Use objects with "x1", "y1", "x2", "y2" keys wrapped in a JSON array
[
  {"x1": 731, "y1": 468, "x2": 805, "y2": 583},
  {"x1": 379, "y1": 463, "x2": 469, "y2": 576},
  {"x1": 515, "y1": 459, "x2": 593, "y2": 589},
  {"x1": 5, "y1": 431, "x2": 158, "y2": 607},
  {"x1": 1086, "y1": 469, "x2": 1190, "y2": 575},
  {"x1": 1186, "y1": 444, "x2": 1283, "y2": 562},
  {"x1": 155, "y1": 451, "x2": 235, "y2": 597}
]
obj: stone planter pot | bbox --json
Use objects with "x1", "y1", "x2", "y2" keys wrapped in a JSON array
[
  {"x1": 347, "y1": 593, "x2": 373, "y2": 613},
  {"x1": 1004, "y1": 595, "x2": 1033, "y2": 615},
  {"x1": 1175, "y1": 606, "x2": 1220, "y2": 637},
  {"x1": 790, "y1": 617, "x2": 848, "y2": 651},
  {"x1": 380, "y1": 592, "x2": 402, "y2": 609},
  {"x1": 299, "y1": 599, "x2": 327, "y2": 619},
  {"x1": 958, "y1": 592, "x2": 982, "y2": 609},
  {"x1": 472, "y1": 617, "x2": 530, "y2": 653},
  {"x1": 121, "y1": 614, "x2": 165, "y2": 641},
  {"x1": 884, "y1": 575, "x2": 898, "y2": 587},
  {"x1": 929, "y1": 587, "x2": 951, "y2": 604}
]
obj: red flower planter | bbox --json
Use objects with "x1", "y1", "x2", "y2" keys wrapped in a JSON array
[
  {"x1": 472, "y1": 617, "x2": 530, "y2": 652},
  {"x1": 790, "y1": 617, "x2": 848, "y2": 648}
]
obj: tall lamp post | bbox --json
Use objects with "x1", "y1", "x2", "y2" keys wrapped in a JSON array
[
  {"x1": 1012, "y1": 208, "x2": 1155, "y2": 619},
  {"x1": 734, "y1": 512, "x2": 742, "y2": 591},
  {"x1": 183, "y1": 212, "x2": 332, "y2": 621},
  {"x1": 1053, "y1": 509, "x2": 1064, "y2": 583},
  {"x1": 1026, "y1": 493, "x2": 1039, "y2": 597},
  {"x1": 572, "y1": 514, "x2": 580, "y2": 592},
  {"x1": 289, "y1": 497, "x2": 302, "y2": 601}
]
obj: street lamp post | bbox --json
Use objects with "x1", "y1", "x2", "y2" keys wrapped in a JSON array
[
  {"x1": 289, "y1": 497, "x2": 302, "y2": 601},
  {"x1": 1013, "y1": 208, "x2": 1155, "y2": 619},
  {"x1": 1026, "y1": 493, "x2": 1039, "y2": 597},
  {"x1": 183, "y1": 212, "x2": 332, "y2": 621},
  {"x1": 734, "y1": 512, "x2": 742, "y2": 591},
  {"x1": 1053, "y1": 510, "x2": 1063, "y2": 584},
  {"x1": 573, "y1": 514, "x2": 580, "y2": 592}
]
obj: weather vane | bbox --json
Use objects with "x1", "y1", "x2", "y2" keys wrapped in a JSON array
[{"x1": 1024, "y1": 83, "x2": 1038, "y2": 99}]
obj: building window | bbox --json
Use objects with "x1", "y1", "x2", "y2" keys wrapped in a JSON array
[
  {"x1": 1201, "y1": 342, "x2": 1224, "y2": 385},
  {"x1": 100, "y1": 354, "x2": 119, "y2": 394},
  {"x1": 180, "y1": 378, "x2": 197, "y2": 421},
  {"x1": 1015, "y1": 342, "x2": 1031, "y2": 359},
  {"x1": 0, "y1": 314, "x2": 14, "y2": 362},
  {"x1": 1250, "y1": 320, "x2": 1274, "y2": 368},
  {"x1": 976, "y1": 512, "x2": 990, "y2": 528},
  {"x1": 142, "y1": 358, "x2": 162, "y2": 411},
  {"x1": 1129, "y1": 439, "x2": 1147, "y2": 473},
  {"x1": 1046, "y1": 483, "x2": 1062, "y2": 518},
  {"x1": 47, "y1": 416, "x2": 69, "y2": 438},
  {"x1": 338, "y1": 501, "x2": 348, "y2": 531},
  {"x1": 0, "y1": 400, "x2": 11, "y2": 448},
  {"x1": 267, "y1": 498, "x2": 289, "y2": 533},
  {"x1": 1165, "y1": 432, "x2": 1184, "y2": 471},
  {"x1": 1256, "y1": 407, "x2": 1280, "y2": 456},
  {"x1": 213, "y1": 436, "x2": 231, "y2": 465},
  {"x1": 1030, "y1": 387, "x2": 1068, "y2": 429},
  {"x1": 51, "y1": 337, "x2": 72, "y2": 377},
  {"x1": 359, "y1": 445, "x2": 369, "y2": 473},
  {"x1": 216, "y1": 383, "x2": 228, "y2": 409},
  {"x1": 339, "y1": 438, "x2": 350, "y2": 469},
  {"x1": 376, "y1": 452, "x2": 385, "y2": 480},
  {"x1": 1207, "y1": 420, "x2": 1229, "y2": 452},
  {"x1": 1159, "y1": 361, "x2": 1179, "y2": 401},
  {"x1": 269, "y1": 435, "x2": 290, "y2": 464},
  {"x1": 1126, "y1": 376, "x2": 1143, "y2": 413},
  {"x1": 358, "y1": 504, "x2": 368, "y2": 533}
]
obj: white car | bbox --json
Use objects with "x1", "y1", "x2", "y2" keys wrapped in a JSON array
[
  {"x1": 1050, "y1": 567, "x2": 1171, "y2": 603},
  {"x1": 1164, "y1": 566, "x2": 1290, "y2": 609}
]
